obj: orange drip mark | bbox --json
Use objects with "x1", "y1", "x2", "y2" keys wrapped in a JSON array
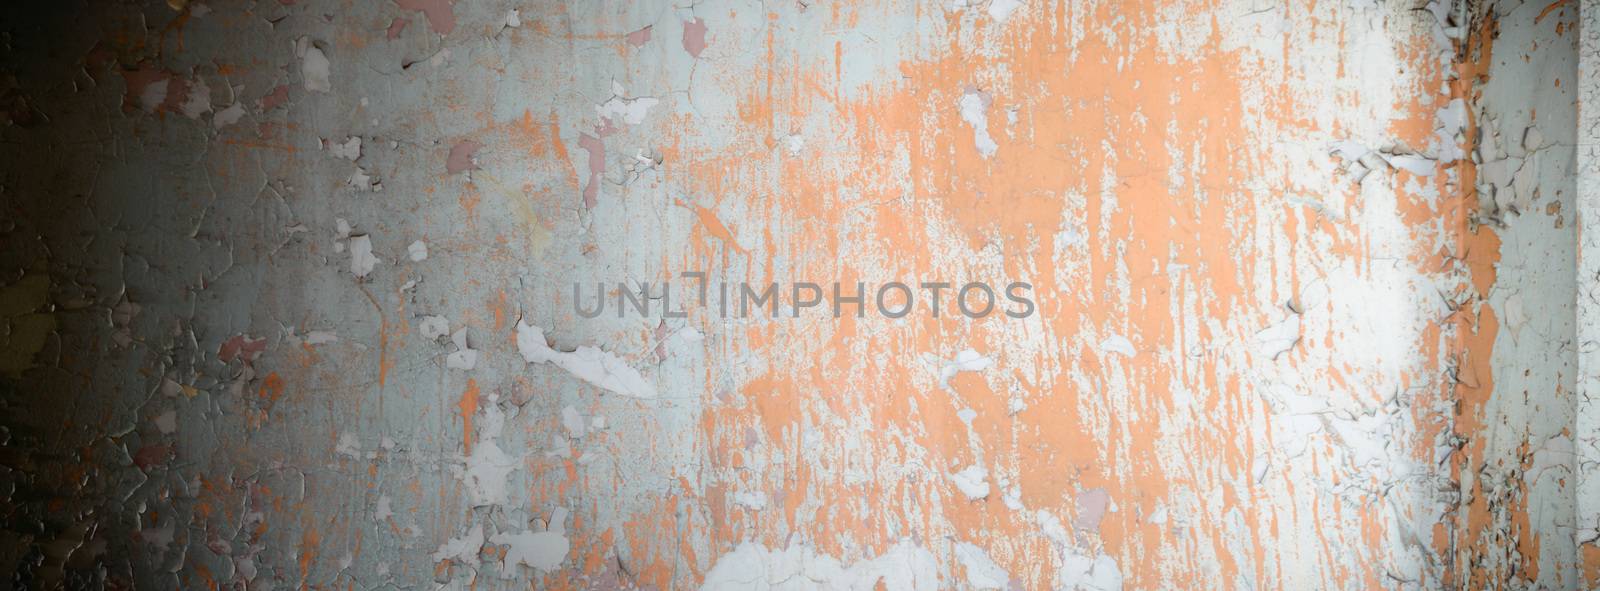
[
  {"x1": 1535, "y1": 0, "x2": 1571, "y2": 23},
  {"x1": 258, "y1": 372, "x2": 284, "y2": 402},
  {"x1": 377, "y1": 319, "x2": 392, "y2": 387},
  {"x1": 682, "y1": 200, "x2": 747, "y2": 254},
  {"x1": 458, "y1": 379, "x2": 480, "y2": 453}
]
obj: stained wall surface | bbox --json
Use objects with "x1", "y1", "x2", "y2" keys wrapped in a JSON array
[{"x1": 0, "y1": 0, "x2": 1591, "y2": 589}]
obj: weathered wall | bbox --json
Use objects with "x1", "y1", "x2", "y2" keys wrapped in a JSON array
[{"x1": 0, "y1": 0, "x2": 1591, "y2": 589}]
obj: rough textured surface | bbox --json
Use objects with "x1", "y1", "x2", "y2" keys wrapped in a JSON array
[{"x1": 0, "y1": 0, "x2": 1592, "y2": 589}]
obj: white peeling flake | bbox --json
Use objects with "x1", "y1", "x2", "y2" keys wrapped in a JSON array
[
  {"x1": 420, "y1": 315, "x2": 449, "y2": 340},
  {"x1": 461, "y1": 398, "x2": 517, "y2": 507},
  {"x1": 408, "y1": 240, "x2": 428, "y2": 261},
  {"x1": 939, "y1": 348, "x2": 992, "y2": 388},
  {"x1": 561, "y1": 405, "x2": 586, "y2": 438},
  {"x1": 950, "y1": 464, "x2": 991, "y2": 500},
  {"x1": 328, "y1": 136, "x2": 361, "y2": 161},
  {"x1": 516, "y1": 321, "x2": 657, "y2": 399},
  {"x1": 491, "y1": 529, "x2": 569, "y2": 573},
  {"x1": 1099, "y1": 333, "x2": 1136, "y2": 357},
  {"x1": 1384, "y1": 153, "x2": 1435, "y2": 176},
  {"x1": 596, "y1": 93, "x2": 659, "y2": 126},
  {"x1": 347, "y1": 167, "x2": 375, "y2": 192},
  {"x1": 301, "y1": 44, "x2": 331, "y2": 93},
  {"x1": 301, "y1": 330, "x2": 338, "y2": 345},
  {"x1": 179, "y1": 76, "x2": 211, "y2": 119},
  {"x1": 958, "y1": 89, "x2": 998, "y2": 158},
  {"x1": 154, "y1": 410, "x2": 177, "y2": 434},
  {"x1": 348, "y1": 234, "x2": 378, "y2": 278},
  {"x1": 212, "y1": 103, "x2": 246, "y2": 129},
  {"x1": 431, "y1": 524, "x2": 484, "y2": 564},
  {"x1": 335, "y1": 432, "x2": 361, "y2": 458},
  {"x1": 988, "y1": 0, "x2": 1024, "y2": 22},
  {"x1": 137, "y1": 79, "x2": 168, "y2": 113},
  {"x1": 447, "y1": 328, "x2": 477, "y2": 370}
]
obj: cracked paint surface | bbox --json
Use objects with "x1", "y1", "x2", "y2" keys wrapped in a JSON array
[{"x1": 0, "y1": 0, "x2": 1593, "y2": 589}]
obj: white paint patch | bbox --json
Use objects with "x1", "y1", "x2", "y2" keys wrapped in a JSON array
[
  {"x1": 300, "y1": 330, "x2": 339, "y2": 345},
  {"x1": 431, "y1": 524, "x2": 484, "y2": 564},
  {"x1": 987, "y1": 0, "x2": 1024, "y2": 22},
  {"x1": 212, "y1": 102, "x2": 246, "y2": 129},
  {"x1": 516, "y1": 321, "x2": 657, "y2": 399},
  {"x1": 335, "y1": 432, "x2": 361, "y2": 458},
  {"x1": 348, "y1": 235, "x2": 378, "y2": 278},
  {"x1": 419, "y1": 315, "x2": 449, "y2": 340},
  {"x1": 179, "y1": 76, "x2": 211, "y2": 119},
  {"x1": 408, "y1": 240, "x2": 428, "y2": 261},
  {"x1": 1098, "y1": 334, "x2": 1136, "y2": 357},
  {"x1": 153, "y1": 410, "x2": 177, "y2": 434},
  {"x1": 958, "y1": 89, "x2": 998, "y2": 158},
  {"x1": 328, "y1": 136, "x2": 361, "y2": 161},
  {"x1": 950, "y1": 464, "x2": 991, "y2": 500},
  {"x1": 446, "y1": 328, "x2": 477, "y2": 370},
  {"x1": 460, "y1": 396, "x2": 517, "y2": 507},
  {"x1": 560, "y1": 406, "x2": 585, "y2": 438},
  {"x1": 300, "y1": 42, "x2": 331, "y2": 93},
  {"x1": 596, "y1": 83, "x2": 659, "y2": 125},
  {"x1": 939, "y1": 349, "x2": 992, "y2": 389},
  {"x1": 490, "y1": 510, "x2": 569, "y2": 574}
]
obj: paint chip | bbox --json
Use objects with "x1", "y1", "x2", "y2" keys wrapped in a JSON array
[
  {"x1": 627, "y1": 25, "x2": 652, "y2": 47},
  {"x1": 1098, "y1": 333, "x2": 1136, "y2": 357},
  {"x1": 988, "y1": 0, "x2": 1024, "y2": 22},
  {"x1": 447, "y1": 140, "x2": 481, "y2": 174},
  {"x1": 561, "y1": 406, "x2": 586, "y2": 438},
  {"x1": 395, "y1": 0, "x2": 455, "y2": 35},
  {"x1": 298, "y1": 39, "x2": 331, "y2": 94},
  {"x1": 348, "y1": 235, "x2": 379, "y2": 278},
  {"x1": 420, "y1": 315, "x2": 449, "y2": 340},
  {"x1": 408, "y1": 240, "x2": 428, "y2": 261},
  {"x1": 491, "y1": 510, "x2": 569, "y2": 573},
  {"x1": 682, "y1": 18, "x2": 707, "y2": 57},
  {"x1": 327, "y1": 136, "x2": 361, "y2": 161},
  {"x1": 950, "y1": 464, "x2": 991, "y2": 500},
  {"x1": 446, "y1": 328, "x2": 477, "y2": 370},
  {"x1": 516, "y1": 321, "x2": 657, "y2": 399},
  {"x1": 958, "y1": 88, "x2": 998, "y2": 158},
  {"x1": 212, "y1": 102, "x2": 246, "y2": 129},
  {"x1": 939, "y1": 349, "x2": 992, "y2": 389}
]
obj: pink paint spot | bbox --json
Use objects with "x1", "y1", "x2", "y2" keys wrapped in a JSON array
[
  {"x1": 681, "y1": 18, "x2": 706, "y2": 58},
  {"x1": 259, "y1": 85, "x2": 290, "y2": 111},
  {"x1": 386, "y1": 17, "x2": 409, "y2": 40},
  {"x1": 119, "y1": 64, "x2": 172, "y2": 112},
  {"x1": 1074, "y1": 488, "x2": 1110, "y2": 533},
  {"x1": 578, "y1": 133, "x2": 604, "y2": 208},
  {"x1": 394, "y1": 0, "x2": 455, "y2": 35},
  {"x1": 133, "y1": 444, "x2": 172, "y2": 470},
  {"x1": 446, "y1": 140, "x2": 481, "y2": 174},
  {"x1": 218, "y1": 335, "x2": 268, "y2": 363},
  {"x1": 654, "y1": 320, "x2": 668, "y2": 362},
  {"x1": 627, "y1": 25, "x2": 652, "y2": 47}
]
